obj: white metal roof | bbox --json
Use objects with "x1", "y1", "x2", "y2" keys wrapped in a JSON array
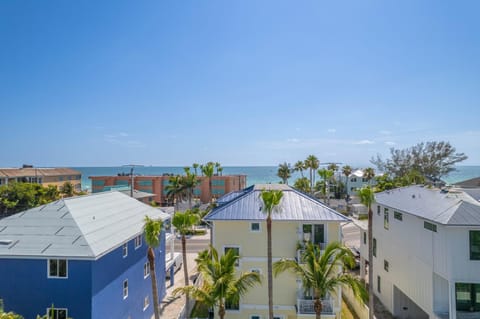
[
  {"x1": 204, "y1": 184, "x2": 350, "y2": 222},
  {"x1": 0, "y1": 192, "x2": 169, "y2": 260}
]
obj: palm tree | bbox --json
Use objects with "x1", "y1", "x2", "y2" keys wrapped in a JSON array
[
  {"x1": 165, "y1": 175, "x2": 186, "y2": 211},
  {"x1": 358, "y1": 186, "x2": 375, "y2": 319},
  {"x1": 317, "y1": 169, "x2": 334, "y2": 205},
  {"x1": 294, "y1": 160, "x2": 305, "y2": 178},
  {"x1": 364, "y1": 167, "x2": 375, "y2": 186},
  {"x1": 277, "y1": 162, "x2": 291, "y2": 185},
  {"x1": 144, "y1": 216, "x2": 163, "y2": 319},
  {"x1": 201, "y1": 162, "x2": 215, "y2": 202},
  {"x1": 305, "y1": 155, "x2": 320, "y2": 194},
  {"x1": 327, "y1": 163, "x2": 339, "y2": 173},
  {"x1": 172, "y1": 210, "x2": 200, "y2": 311},
  {"x1": 218, "y1": 166, "x2": 223, "y2": 176},
  {"x1": 192, "y1": 163, "x2": 199, "y2": 175},
  {"x1": 260, "y1": 189, "x2": 284, "y2": 319},
  {"x1": 61, "y1": 182, "x2": 74, "y2": 197},
  {"x1": 342, "y1": 165, "x2": 352, "y2": 209},
  {"x1": 182, "y1": 172, "x2": 200, "y2": 209},
  {"x1": 174, "y1": 246, "x2": 261, "y2": 319},
  {"x1": 274, "y1": 242, "x2": 367, "y2": 319},
  {"x1": 294, "y1": 177, "x2": 310, "y2": 193},
  {"x1": 215, "y1": 162, "x2": 221, "y2": 175}
]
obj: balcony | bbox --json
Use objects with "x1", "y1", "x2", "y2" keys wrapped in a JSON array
[
  {"x1": 297, "y1": 298, "x2": 334, "y2": 315},
  {"x1": 296, "y1": 242, "x2": 326, "y2": 264}
]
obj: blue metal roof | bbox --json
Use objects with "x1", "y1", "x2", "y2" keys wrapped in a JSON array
[
  {"x1": 375, "y1": 185, "x2": 480, "y2": 226},
  {"x1": 204, "y1": 184, "x2": 349, "y2": 222}
]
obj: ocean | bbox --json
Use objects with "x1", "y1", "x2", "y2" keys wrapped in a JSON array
[{"x1": 73, "y1": 166, "x2": 480, "y2": 192}]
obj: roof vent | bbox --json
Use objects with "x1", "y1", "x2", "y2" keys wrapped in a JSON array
[
  {"x1": 412, "y1": 194, "x2": 416, "y2": 199},
  {"x1": 0, "y1": 240, "x2": 12, "y2": 246}
]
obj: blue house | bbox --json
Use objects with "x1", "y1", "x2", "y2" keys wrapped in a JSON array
[{"x1": 0, "y1": 191, "x2": 170, "y2": 319}]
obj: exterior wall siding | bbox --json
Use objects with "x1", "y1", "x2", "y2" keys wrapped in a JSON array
[{"x1": 0, "y1": 258, "x2": 92, "y2": 319}]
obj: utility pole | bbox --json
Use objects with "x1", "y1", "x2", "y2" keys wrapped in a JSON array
[{"x1": 123, "y1": 164, "x2": 144, "y2": 198}]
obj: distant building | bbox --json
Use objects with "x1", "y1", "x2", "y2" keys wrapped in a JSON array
[
  {"x1": 0, "y1": 192, "x2": 171, "y2": 319},
  {"x1": 89, "y1": 174, "x2": 247, "y2": 205},
  {"x1": 342, "y1": 169, "x2": 377, "y2": 196},
  {"x1": 365, "y1": 185, "x2": 480, "y2": 319},
  {"x1": 204, "y1": 184, "x2": 350, "y2": 319},
  {"x1": 0, "y1": 166, "x2": 82, "y2": 191}
]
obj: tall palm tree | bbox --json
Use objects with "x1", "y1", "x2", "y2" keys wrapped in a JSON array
[
  {"x1": 294, "y1": 177, "x2": 310, "y2": 194},
  {"x1": 317, "y1": 169, "x2": 334, "y2": 205},
  {"x1": 172, "y1": 210, "x2": 199, "y2": 314},
  {"x1": 342, "y1": 165, "x2": 352, "y2": 209},
  {"x1": 358, "y1": 186, "x2": 375, "y2": 319},
  {"x1": 218, "y1": 166, "x2": 223, "y2": 176},
  {"x1": 174, "y1": 246, "x2": 261, "y2": 319},
  {"x1": 277, "y1": 162, "x2": 291, "y2": 185},
  {"x1": 294, "y1": 160, "x2": 305, "y2": 178},
  {"x1": 364, "y1": 167, "x2": 375, "y2": 186},
  {"x1": 215, "y1": 162, "x2": 221, "y2": 175},
  {"x1": 274, "y1": 242, "x2": 368, "y2": 319},
  {"x1": 144, "y1": 216, "x2": 164, "y2": 319},
  {"x1": 165, "y1": 175, "x2": 186, "y2": 211},
  {"x1": 305, "y1": 155, "x2": 320, "y2": 194},
  {"x1": 192, "y1": 163, "x2": 199, "y2": 176},
  {"x1": 260, "y1": 189, "x2": 284, "y2": 319},
  {"x1": 201, "y1": 162, "x2": 215, "y2": 202},
  {"x1": 182, "y1": 172, "x2": 200, "y2": 209}
]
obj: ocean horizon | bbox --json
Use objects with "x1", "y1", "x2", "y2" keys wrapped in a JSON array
[{"x1": 73, "y1": 165, "x2": 480, "y2": 192}]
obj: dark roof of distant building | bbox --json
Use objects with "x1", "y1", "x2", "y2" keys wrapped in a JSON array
[
  {"x1": 375, "y1": 185, "x2": 480, "y2": 226},
  {"x1": 205, "y1": 184, "x2": 349, "y2": 222},
  {"x1": 454, "y1": 177, "x2": 480, "y2": 188},
  {"x1": 0, "y1": 192, "x2": 169, "y2": 260}
]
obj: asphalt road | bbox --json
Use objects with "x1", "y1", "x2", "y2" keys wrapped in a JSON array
[
  {"x1": 174, "y1": 235, "x2": 210, "y2": 253},
  {"x1": 342, "y1": 222, "x2": 361, "y2": 249}
]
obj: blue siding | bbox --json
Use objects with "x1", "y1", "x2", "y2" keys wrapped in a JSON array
[
  {"x1": 0, "y1": 259, "x2": 92, "y2": 319},
  {"x1": 91, "y1": 231, "x2": 166, "y2": 319}
]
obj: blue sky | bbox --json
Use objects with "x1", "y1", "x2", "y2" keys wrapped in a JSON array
[{"x1": 1, "y1": 0, "x2": 479, "y2": 167}]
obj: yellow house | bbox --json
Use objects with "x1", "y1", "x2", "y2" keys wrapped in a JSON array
[{"x1": 204, "y1": 184, "x2": 350, "y2": 319}]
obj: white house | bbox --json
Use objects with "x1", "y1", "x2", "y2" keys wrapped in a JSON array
[
  {"x1": 367, "y1": 185, "x2": 480, "y2": 319},
  {"x1": 343, "y1": 169, "x2": 377, "y2": 196}
]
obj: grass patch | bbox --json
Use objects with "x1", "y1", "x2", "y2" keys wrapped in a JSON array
[{"x1": 190, "y1": 301, "x2": 210, "y2": 317}]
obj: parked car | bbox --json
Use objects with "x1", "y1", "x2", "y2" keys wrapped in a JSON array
[{"x1": 166, "y1": 253, "x2": 183, "y2": 279}]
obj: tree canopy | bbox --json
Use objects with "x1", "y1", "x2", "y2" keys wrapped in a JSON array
[
  {"x1": 0, "y1": 183, "x2": 60, "y2": 216},
  {"x1": 371, "y1": 141, "x2": 467, "y2": 180}
]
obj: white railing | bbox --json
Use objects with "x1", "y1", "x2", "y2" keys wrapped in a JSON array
[{"x1": 297, "y1": 299, "x2": 334, "y2": 315}]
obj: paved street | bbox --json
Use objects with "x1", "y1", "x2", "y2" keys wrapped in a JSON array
[{"x1": 342, "y1": 221, "x2": 361, "y2": 249}]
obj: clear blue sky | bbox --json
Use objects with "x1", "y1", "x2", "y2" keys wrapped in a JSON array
[{"x1": 1, "y1": 0, "x2": 479, "y2": 167}]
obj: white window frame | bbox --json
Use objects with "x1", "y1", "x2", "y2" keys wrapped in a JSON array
[
  {"x1": 143, "y1": 295, "x2": 150, "y2": 311},
  {"x1": 123, "y1": 279, "x2": 128, "y2": 299},
  {"x1": 135, "y1": 235, "x2": 142, "y2": 249},
  {"x1": 144, "y1": 262, "x2": 150, "y2": 278},
  {"x1": 123, "y1": 243, "x2": 128, "y2": 258},
  {"x1": 47, "y1": 259, "x2": 68, "y2": 279},
  {"x1": 45, "y1": 308, "x2": 68, "y2": 319},
  {"x1": 223, "y1": 245, "x2": 241, "y2": 267},
  {"x1": 250, "y1": 222, "x2": 261, "y2": 232}
]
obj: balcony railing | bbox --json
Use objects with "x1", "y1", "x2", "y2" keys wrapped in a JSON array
[
  {"x1": 296, "y1": 242, "x2": 326, "y2": 263},
  {"x1": 297, "y1": 299, "x2": 334, "y2": 315}
]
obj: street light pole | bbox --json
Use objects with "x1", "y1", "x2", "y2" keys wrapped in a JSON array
[{"x1": 123, "y1": 164, "x2": 144, "y2": 198}]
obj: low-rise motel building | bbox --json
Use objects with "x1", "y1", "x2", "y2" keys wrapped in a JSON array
[
  {"x1": 0, "y1": 166, "x2": 82, "y2": 191},
  {"x1": 0, "y1": 191, "x2": 173, "y2": 319},
  {"x1": 204, "y1": 184, "x2": 350, "y2": 319},
  {"x1": 89, "y1": 174, "x2": 247, "y2": 205},
  {"x1": 361, "y1": 185, "x2": 480, "y2": 319}
]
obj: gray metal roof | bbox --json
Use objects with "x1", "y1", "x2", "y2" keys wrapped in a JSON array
[
  {"x1": 119, "y1": 189, "x2": 155, "y2": 199},
  {"x1": 375, "y1": 185, "x2": 480, "y2": 226},
  {"x1": 204, "y1": 184, "x2": 349, "y2": 222},
  {"x1": 0, "y1": 191, "x2": 169, "y2": 259}
]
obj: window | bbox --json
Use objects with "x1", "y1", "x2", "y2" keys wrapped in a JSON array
[
  {"x1": 144, "y1": 262, "x2": 150, "y2": 278},
  {"x1": 377, "y1": 205, "x2": 381, "y2": 215},
  {"x1": 384, "y1": 260, "x2": 389, "y2": 272},
  {"x1": 250, "y1": 222, "x2": 260, "y2": 232},
  {"x1": 470, "y1": 230, "x2": 480, "y2": 260},
  {"x1": 363, "y1": 232, "x2": 366, "y2": 245},
  {"x1": 456, "y1": 283, "x2": 480, "y2": 311},
  {"x1": 250, "y1": 268, "x2": 261, "y2": 275},
  {"x1": 377, "y1": 276, "x2": 381, "y2": 293},
  {"x1": 251, "y1": 316, "x2": 261, "y2": 319},
  {"x1": 424, "y1": 221, "x2": 437, "y2": 232},
  {"x1": 384, "y1": 208, "x2": 389, "y2": 230},
  {"x1": 394, "y1": 211, "x2": 403, "y2": 221},
  {"x1": 351, "y1": 177, "x2": 357, "y2": 182},
  {"x1": 135, "y1": 235, "x2": 142, "y2": 249},
  {"x1": 46, "y1": 308, "x2": 68, "y2": 319},
  {"x1": 373, "y1": 238, "x2": 377, "y2": 257},
  {"x1": 123, "y1": 280, "x2": 128, "y2": 299},
  {"x1": 143, "y1": 296, "x2": 150, "y2": 310},
  {"x1": 48, "y1": 259, "x2": 67, "y2": 278},
  {"x1": 123, "y1": 243, "x2": 128, "y2": 257},
  {"x1": 225, "y1": 298, "x2": 239, "y2": 310},
  {"x1": 224, "y1": 247, "x2": 240, "y2": 267}
]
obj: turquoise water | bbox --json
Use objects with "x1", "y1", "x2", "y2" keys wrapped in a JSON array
[{"x1": 74, "y1": 166, "x2": 480, "y2": 191}]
